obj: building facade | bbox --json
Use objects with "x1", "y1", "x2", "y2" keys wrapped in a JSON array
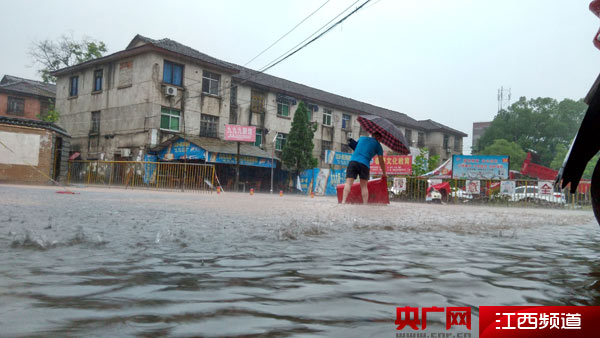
[
  {"x1": 53, "y1": 35, "x2": 467, "y2": 175},
  {"x1": 0, "y1": 75, "x2": 56, "y2": 121},
  {"x1": 472, "y1": 121, "x2": 492, "y2": 151}
]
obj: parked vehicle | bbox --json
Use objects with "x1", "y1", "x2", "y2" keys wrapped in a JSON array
[{"x1": 505, "y1": 185, "x2": 566, "y2": 205}]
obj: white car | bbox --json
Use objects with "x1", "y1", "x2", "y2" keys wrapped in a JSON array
[{"x1": 507, "y1": 186, "x2": 566, "y2": 205}]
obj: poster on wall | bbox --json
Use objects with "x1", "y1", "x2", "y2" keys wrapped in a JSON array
[
  {"x1": 325, "y1": 168, "x2": 346, "y2": 195},
  {"x1": 466, "y1": 180, "x2": 481, "y2": 194},
  {"x1": 393, "y1": 177, "x2": 407, "y2": 192},
  {"x1": 313, "y1": 168, "x2": 330, "y2": 195},
  {"x1": 500, "y1": 180, "x2": 515, "y2": 195},
  {"x1": 452, "y1": 155, "x2": 510, "y2": 180},
  {"x1": 538, "y1": 180, "x2": 554, "y2": 195},
  {"x1": 370, "y1": 155, "x2": 412, "y2": 175}
]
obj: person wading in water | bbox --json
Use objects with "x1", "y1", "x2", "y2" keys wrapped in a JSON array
[{"x1": 341, "y1": 132, "x2": 386, "y2": 204}]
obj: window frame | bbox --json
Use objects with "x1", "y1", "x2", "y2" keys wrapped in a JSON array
[
  {"x1": 417, "y1": 132, "x2": 425, "y2": 147},
  {"x1": 322, "y1": 108, "x2": 332, "y2": 126},
  {"x1": 69, "y1": 76, "x2": 79, "y2": 97},
  {"x1": 200, "y1": 114, "x2": 219, "y2": 138},
  {"x1": 160, "y1": 107, "x2": 181, "y2": 132},
  {"x1": 254, "y1": 129, "x2": 263, "y2": 147},
  {"x1": 93, "y1": 69, "x2": 103, "y2": 92},
  {"x1": 90, "y1": 111, "x2": 101, "y2": 134},
  {"x1": 7, "y1": 96, "x2": 25, "y2": 115},
  {"x1": 277, "y1": 101, "x2": 290, "y2": 117},
  {"x1": 202, "y1": 71, "x2": 221, "y2": 96},
  {"x1": 275, "y1": 133, "x2": 287, "y2": 151},
  {"x1": 454, "y1": 136, "x2": 461, "y2": 152},
  {"x1": 443, "y1": 134, "x2": 450, "y2": 150},
  {"x1": 341, "y1": 113, "x2": 351, "y2": 130},
  {"x1": 405, "y1": 129, "x2": 413, "y2": 147},
  {"x1": 163, "y1": 60, "x2": 184, "y2": 87}
]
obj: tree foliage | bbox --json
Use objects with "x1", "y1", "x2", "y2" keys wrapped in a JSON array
[
  {"x1": 411, "y1": 148, "x2": 440, "y2": 176},
  {"x1": 29, "y1": 34, "x2": 108, "y2": 83},
  {"x1": 37, "y1": 99, "x2": 60, "y2": 123},
  {"x1": 281, "y1": 101, "x2": 318, "y2": 175},
  {"x1": 479, "y1": 139, "x2": 526, "y2": 171},
  {"x1": 474, "y1": 97, "x2": 587, "y2": 168}
]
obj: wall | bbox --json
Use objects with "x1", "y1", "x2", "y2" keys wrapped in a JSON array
[
  {"x1": 0, "y1": 125, "x2": 53, "y2": 183},
  {"x1": 55, "y1": 51, "x2": 232, "y2": 160},
  {"x1": 0, "y1": 93, "x2": 44, "y2": 120}
]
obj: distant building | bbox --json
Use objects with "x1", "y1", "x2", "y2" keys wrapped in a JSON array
[
  {"x1": 51, "y1": 34, "x2": 467, "y2": 189},
  {"x1": 0, "y1": 75, "x2": 56, "y2": 121},
  {"x1": 0, "y1": 116, "x2": 70, "y2": 184},
  {"x1": 472, "y1": 121, "x2": 492, "y2": 150}
]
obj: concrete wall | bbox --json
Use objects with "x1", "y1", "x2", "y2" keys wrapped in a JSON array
[
  {"x1": 0, "y1": 93, "x2": 45, "y2": 120},
  {"x1": 55, "y1": 51, "x2": 232, "y2": 160},
  {"x1": 0, "y1": 125, "x2": 55, "y2": 183}
]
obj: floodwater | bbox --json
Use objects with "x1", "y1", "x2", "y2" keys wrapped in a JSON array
[{"x1": 1, "y1": 184, "x2": 599, "y2": 337}]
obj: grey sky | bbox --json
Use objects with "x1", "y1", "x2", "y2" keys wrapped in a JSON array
[{"x1": 1, "y1": 0, "x2": 598, "y2": 153}]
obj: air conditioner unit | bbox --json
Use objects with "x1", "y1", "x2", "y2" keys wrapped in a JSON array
[
  {"x1": 164, "y1": 86, "x2": 177, "y2": 96},
  {"x1": 346, "y1": 132, "x2": 352, "y2": 138},
  {"x1": 121, "y1": 148, "x2": 131, "y2": 157}
]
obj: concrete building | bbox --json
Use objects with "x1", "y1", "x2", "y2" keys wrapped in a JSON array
[
  {"x1": 52, "y1": 35, "x2": 467, "y2": 184},
  {"x1": 472, "y1": 121, "x2": 492, "y2": 151},
  {"x1": 0, "y1": 116, "x2": 70, "y2": 184},
  {"x1": 0, "y1": 75, "x2": 56, "y2": 121}
]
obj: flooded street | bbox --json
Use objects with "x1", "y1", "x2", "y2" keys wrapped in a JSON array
[{"x1": 1, "y1": 184, "x2": 599, "y2": 337}]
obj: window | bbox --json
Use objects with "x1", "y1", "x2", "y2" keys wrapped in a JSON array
[
  {"x1": 118, "y1": 61, "x2": 133, "y2": 87},
  {"x1": 160, "y1": 107, "x2": 180, "y2": 131},
  {"x1": 323, "y1": 108, "x2": 332, "y2": 126},
  {"x1": 202, "y1": 71, "x2": 220, "y2": 95},
  {"x1": 90, "y1": 111, "x2": 101, "y2": 134},
  {"x1": 251, "y1": 90, "x2": 266, "y2": 113},
  {"x1": 200, "y1": 114, "x2": 219, "y2": 138},
  {"x1": 69, "y1": 76, "x2": 79, "y2": 97},
  {"x1": 276, "y1": 133, "x2": 287, "y2": 151},
  {"x1": 405, "y1": 129, "x2": 413, "y2": 146},
  {"x1": 342, "y1": 114, "x2": 351, "y2": 129},
  {"x1": 163, "y1": 60, "x2": 183, "y2": 86},
  {"x1": 417, "y1": 132, "x2": 425, "y2": 147},
  {"x1": 7, "y1": 97, "x2": 24, "y2": 115},
  {"x1": 443, "y1": 134, "x2": 450, "y2": 150},
  {"x1": 93, "y1": 69, "x2": 103, "y2": 91},
  {"x1": 454, "y1": 136, "x2": 461, "y2": 152},
  {"x1": 255, "y1": 129, "x2": 263, "y2": 147},
  {"x1": 277, "y1": 102, "x2": 289, "y2": 117},
  {"x1": 321, "y1": 140, "x2": 332, "y2": 152}
]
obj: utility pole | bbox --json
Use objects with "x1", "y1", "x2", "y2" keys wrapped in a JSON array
[{"x1": 270, "y1": 131, "x2": 278, "y2": 194}]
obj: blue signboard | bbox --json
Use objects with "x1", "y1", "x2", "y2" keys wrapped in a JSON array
[
  {"x1": 299, "y1": 167, "x2": 346, "y2": 196},
  {"x1": 452, "y1": 155, "x2": 510, "y2": 180},
  {"x1": 324, "y1": 150, "x2": 352, "y2": 166},
  {"x1": 158, "y1": 138, "x2": 206, "y2": 160},
  {"x1": 143, "y1": 154, "x2": 158, "y2": 184},
  {"x1": 325, "y1": 168, "x2": 346, "y2": 195},
  {"x1": 207, "y1": 152, "x2": 275, "y2": 168}
]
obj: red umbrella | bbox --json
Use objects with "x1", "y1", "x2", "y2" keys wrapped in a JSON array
[{"x1": 356, "y1": 115, "x2": 410, "y2": 155}]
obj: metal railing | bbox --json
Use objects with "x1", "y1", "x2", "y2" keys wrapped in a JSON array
[
  {"x1": 67, "y1": 161, "x2": 215, "y2": 192},
  {"x1": 388, "y1": 177, "x2": 593, "y2": 209}
]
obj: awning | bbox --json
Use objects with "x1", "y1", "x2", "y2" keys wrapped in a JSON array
[{"x1": 151, "y1": 135, "x2": 277, "y2": 168}]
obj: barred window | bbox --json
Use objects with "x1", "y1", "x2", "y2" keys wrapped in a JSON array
[
  {"x1": 7, "y1": 97, "x2": 24, "y2": 115},
  {"x1": 90, "y1": 111, "x2": 101, "y2": 134},
  {"x1": 200, "y1": 114, "x2": 219, "y2": 138}
]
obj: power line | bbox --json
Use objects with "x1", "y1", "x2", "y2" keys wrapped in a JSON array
[{"x1": 244, "y1": 0, "x2": 331, "y2": 67}]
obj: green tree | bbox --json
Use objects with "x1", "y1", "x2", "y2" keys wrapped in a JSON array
[
  {"x1": 411, "y1": 148, "x2": 439, "y2": 176},
  {"x1": 36, "y1": 99, "x2": 60, "y2": 123},
  {"x1": 479, "y1": 139, "x2": 526, "y2": 171},
  {"x1": 474, "y1": 97, "x2": 587, "y2": 167},
  {"x1": 29, "y1": 34, "x2": 108, "y2": 83},
  {"x1": 550, "y1": 143, "x2": 600, "y2": 180},
  {"x1": 281, "y1": 101, "x2": 318, "y2": 180}
]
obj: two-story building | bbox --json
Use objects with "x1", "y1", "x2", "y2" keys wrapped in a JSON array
[
  {"x1": 52, "y1": 34, "x2": 467, "y2": 189},
  {"x1": 0, "y1": 75, "x2": 56, "y2": 121}
]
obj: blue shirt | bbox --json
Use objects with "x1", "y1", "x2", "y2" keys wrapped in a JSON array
[{"x1": 350, "y1": 136, "x2": 383, "y2": 168}]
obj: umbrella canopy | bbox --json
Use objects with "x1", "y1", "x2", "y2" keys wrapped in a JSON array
[{"x1": 356, "y1": 115, "x2": 410, "y2": 155}]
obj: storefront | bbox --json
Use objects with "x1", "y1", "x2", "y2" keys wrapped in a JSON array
[{"x1": 149, "y1": 136, "x2": 281, "y2": 192}]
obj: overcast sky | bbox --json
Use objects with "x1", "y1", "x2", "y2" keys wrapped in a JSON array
[{"x1": 1, "y1": 0, "x2": 598, "y2": 153}]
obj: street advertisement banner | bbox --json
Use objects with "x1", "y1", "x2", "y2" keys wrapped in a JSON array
[
  {"x1": 224, "y1": 124, "x2": 256, "y2": 142},
  {"x1": 299, "y1": 169, "x2": 316, "y2": 194},
  {"x1": 452, "y1": 155, "x2": 510, "y2": 180},
  {"x1": 206, "y1": 152, "x2": 274, "y2": 168},
  {"x1": 324, "y1": 150, "x2": 352, "y2": 166},
  {"x1": 313, "y1": 168, "x2": 330, "y2": 195},
  {"x1": 143, "y1": 154, "x2": 158, "y2": 184},
  {"x1": 392, "y1": 177, "x2": 406, "y2": 192},
  {"x1": 158, "y1": 138, "x2": 206, "y2": 160},
  {"x1": 538, "y1": 180, "x2": 554, "y2": 195},
  {"x1": 299, "y1": 168, "x2": 346, "y2": 196},
  {"x1": 466, "y1": 179, "x2": 481, "y2": 194},
  {"x1": 325, "y1": 168, "x2": 346, "y2": 196},
  {"x1": 370, "y1": 155, "x2": 412, "y2": 175},
  {"x1": 500, "y1": 180, "x2": 516, "y2": 194}
]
